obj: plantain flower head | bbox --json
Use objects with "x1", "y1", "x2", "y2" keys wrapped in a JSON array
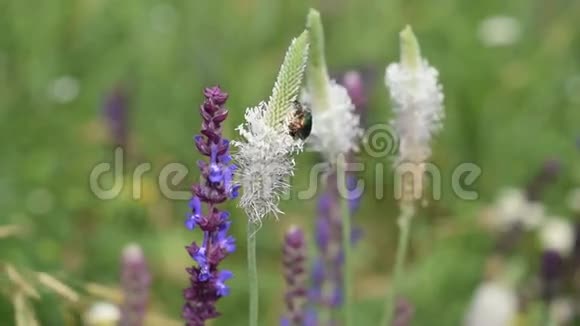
[
  {"x1": 303, "y1": 9, "x2": 362, "y2": 164},
  {"x1": 385, "y1": 26, "x2": 444, "y2": 203},
  {"x1": 233, "y1": 31, "x2": 310, "y2": 224}
]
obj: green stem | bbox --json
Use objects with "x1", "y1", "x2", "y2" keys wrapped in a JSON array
[
  {"x1": 247, "y1": 221, "x2": 259, "y2": 326},
  {"x1": 382, "y1": 205, "x2": 414, "y2": 326},
  {"x1": 338, "y1": 157, "x2": 353, "y2": 326}
]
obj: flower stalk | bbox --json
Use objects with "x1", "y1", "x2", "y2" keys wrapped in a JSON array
[
  {"x1": 248, "y1": 222, "x2": 259, "y2": 326},
  {"x1": 234, "y1": 30, "x2": 310, "y2": 224},
  {"x1": 382, "y1": 25, "x2": 444, "y2": 325},
  {"x1": 234, "y1": 31, "x2": 310, "y2": 326},
  {"x1": 338, "y1": 156, "x2": 353, "y2": 326},
  {"x1": 304, "y1": 9, "x2": 364, "y2": 325},
  {"x1": 382, "y1": 205, "x2": 414, "y2": 326}
]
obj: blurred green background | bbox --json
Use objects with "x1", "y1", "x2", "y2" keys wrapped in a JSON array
[{"x1": 1, "y1": 0, "x2": 580, "y2": 325}]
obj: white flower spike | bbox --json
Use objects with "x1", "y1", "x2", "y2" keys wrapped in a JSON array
[
  {"x1": 386, "y1": 26, "x2": 444, "y2": 166},
  {"x1": 304, "y1": 9, "x2": 362, "y2": 163},
  {"x1": 386, "y1": 26, "x2": 444, "y2": 203},
  {"x1": 233, "y1": 31, "x2": 310, "y2": 224}
]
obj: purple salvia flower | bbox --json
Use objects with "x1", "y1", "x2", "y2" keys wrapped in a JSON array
[
  {"x1": 182, "y1": 86, "x2": 239, "y2": 326},
  {"x1": 281, "y1": 226, "x2": 308, "y2": 326},
  {"x1": 119, "y1": 243, "x2": 151, "y2": 326},
  {"x1": 103, "y1": 86, "x2": 129, "y2": 149}
]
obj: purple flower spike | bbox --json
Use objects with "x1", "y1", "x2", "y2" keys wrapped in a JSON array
[
  {"x1": 119, "y1": 244, "x2": 151, "y2": 326},
  {"x1": 540, "y1": 249, "x2": 564, "y2": 302},
  {"x1": 103, "y1": 86, "x2": 129, "y2": 149},
  {"x1": 393, "y1": 297, "x2": 414, "y2": 326},
  {"x1": 309, "y1": 171, "x2": 362, "y2": 320},
  {"x1": 303, "y1": 309, "x2": 318, "y2": 326},
  {"x1": 281, "y1": 226, "x2": 308, "y2": 326},
  {"x1": 342, "y1": 70, "x2": 367, "y2": 112},
  {"x1": 182, "y1": 86, "x2": 237, "y2": 326},
  {"x1": 525, "y1": 158, "x2": 561, "y2": 202}
]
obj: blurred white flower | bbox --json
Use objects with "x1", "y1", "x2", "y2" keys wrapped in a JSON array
[
  {"x1": 549, "y1": 297, "x2": 574, "y2": 325},
  {"x1": 567, "y1": 188, "x2": 580, "y2": 213},
  {"x1": 234, "y1": 102, "x2": 303, "y2": 224},
  {"x1": 539, "y1": 217, "x2": 574, "y2": 257},
  {"x1": 489, "y1": 188, "x2": 545, "y2": 231},
  {"x1": 385, "y1": 26, "x2": 444, "y2": 167},
  {"x1": 304, "y1": 9, "x2": 362, "y2": 164},
  {"x1": 84, "y1": 301, "x2": 120, "y2": 326},
  {"x1": 464, "y1": 282, "x2": 517, "y2": 326},
  {"x1": 233, "y1": 31, "x2": 309, "y2": 224},
  {"x1": 478, "y1": 16, "x2": 521, "y2": 47},
  {"x1": 303, "y1": 80, "x2": 363, "y2": 163},
  {"x1": 48, "y1": 75, "x2": 79, "y2": 104}
]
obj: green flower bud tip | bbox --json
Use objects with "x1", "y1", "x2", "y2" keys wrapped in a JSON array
[{"x1": 400, "y1": 25, "x2": 422, "y2": 70}]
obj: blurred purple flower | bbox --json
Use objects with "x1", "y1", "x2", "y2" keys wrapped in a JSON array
[
  {"x1": 119, "y1": 244, "x2": 151, "y2": 326},
  {"x1": 103, "y1": 86, "x2": 129, "y2": 148},
  {"x1": 525, "y1": 158, "x2": 561, "y2": 202},
  {"x1": 494, "y1": 222, "x2": 525, "y2": 254},
  {"x1": 573, "y1": 223, "x2": 580, "y2": 265},
  {"x1": 334, "y1": 67, "x2": 375, "y2": 121},
  {"x1": 281, "y1": 226, "x2": 308, "y2": 326},
  {"x1": 540, "y1": 249, "x2": 564, "y2": 302},
  {"x1": 341, "y1": 70, "x2": 367, "y2": 113},
  {"x1": 393, "y1": 297, "x2": 414, "y2": 326},
  {"x1": 303, "y1": 309, "x2": 318, "y2": 326},
  {"x1": 182, "y1": 86, "x2": 239, "y2": 326},
  {"x1": 309, "y1": 172, "x2": 362, "y2": 321}
]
